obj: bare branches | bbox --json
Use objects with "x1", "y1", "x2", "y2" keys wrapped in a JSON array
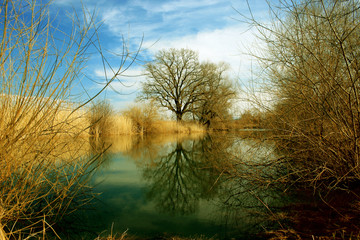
[
  {"x1": 0, "y1": 0, "x2": 140, "y2": 238},
  {"x1": 140, "y1": 48, "x2": 204, "y2": 121},
  {"x1": 140, "y1": 48, "x2": 236, "y2": 124},
  {"x1": 246, "y1": 0, "x2": 360, "y2": 190}
]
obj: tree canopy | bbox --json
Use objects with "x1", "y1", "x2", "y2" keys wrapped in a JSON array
[{"x1": 140, "y1": 48, "x2": 236, "y2": 123}]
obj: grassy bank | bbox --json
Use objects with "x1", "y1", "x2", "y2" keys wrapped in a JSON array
[
  {"x1": 87, "y1": 101, "x2": 206, "y2": 136},
  {"x1": 106, "y1": 114, "x2": 205, "y2": 135}
]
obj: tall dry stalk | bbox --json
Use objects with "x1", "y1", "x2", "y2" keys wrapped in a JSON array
[{"x1": 0, "y1": 0, "x2": 139, "y2": 238}]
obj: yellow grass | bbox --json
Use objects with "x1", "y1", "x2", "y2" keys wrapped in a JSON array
[
  {"x1": 54, "y1": 106, "x2": 90, "y2": 136},
  {"x1": 107, "y1": 115, "x2": 134, "y2": 135},
  {"x1": 151, "y1": 120, "x2": 206, "y2": 134},
  {"x1": 105, "y1": 114, "x2": 206, "y2": 136},
  {"x1": 0, "y1": 98, "x2": 98, "y2": 239}
]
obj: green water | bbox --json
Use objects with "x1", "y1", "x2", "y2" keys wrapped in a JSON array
[{"x1": 67, "y1": 134, "x2": 289, "y2": 239}]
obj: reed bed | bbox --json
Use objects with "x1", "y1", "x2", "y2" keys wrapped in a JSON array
[
  {"x1": 0, "y1": 99, "x2": 100, "y2": 238},
  {"x1": 91, "y1": 109, "x2": 206, "y2": 136},
  {"x1": 108, "y1": 115, "x2": 134, "y2": 135},
  {"x1": 0, "y1": 0, "x2": 132, "y2": 238},
  {"x1": 151, "y1": 120, "x2": 206, "y2": 134}
]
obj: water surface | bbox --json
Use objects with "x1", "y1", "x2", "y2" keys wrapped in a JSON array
[{"x1": 70, "y1": 133, "x2": 289, "y2": 239}]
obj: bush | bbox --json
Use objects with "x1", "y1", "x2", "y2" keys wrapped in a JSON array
[
  {"x1": 88, "y1": 100, "x2": 114, "y2": 137},
  {"x1": 0, "y1": 0, "x2": 137, "y2": 238},
  {"x1": 122, "y1": 102, "x2": 159, "y2": 134},
  {"x1": 248, "y1": 0, "x2": 360, "y2": 190}
]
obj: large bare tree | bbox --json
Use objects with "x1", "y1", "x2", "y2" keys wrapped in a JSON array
[
  {"x1": 141, "y1": 49, "x2": 236, "y2": 123},
  {"x1": 141, "y1": 48, "x2": 205, "y2": 121}
]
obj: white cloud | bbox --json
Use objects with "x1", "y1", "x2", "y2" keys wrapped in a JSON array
[
  {"x1": 133, "y1": 0, "x2": 223, "y2": 14},
  {"x1": 143, "y1": 24, "x2": 263, "y2": 80}
]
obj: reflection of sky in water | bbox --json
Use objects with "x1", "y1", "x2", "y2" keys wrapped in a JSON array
[
  {"x1": 86, "y1": 151, "x2": 227, "y2": 238},
  {"x1": 76, "y1": 135, "x2": 288, "y2": 239},
  {"x1": 93, "y1": 156, "x2": 142, "y2": 186}
]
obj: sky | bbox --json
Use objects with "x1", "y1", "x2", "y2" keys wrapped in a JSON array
[{"x1": 50, "y1": 0, "x2": 271, "y2": 113}]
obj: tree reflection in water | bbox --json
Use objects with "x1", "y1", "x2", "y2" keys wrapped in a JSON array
[
  {"x1": 141, "y1": 134, "x2": 291, "y2": 234},
  {"x1": 142, "y1": 140, "x2": 220, "y2": 215},
  {"x1": 83, "y1": 133, "x2": 293, "y2": 238}
]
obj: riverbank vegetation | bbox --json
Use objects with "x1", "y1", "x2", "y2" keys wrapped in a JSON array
[
  {"x1": 88, "y1": 100, "x2": 206, "y2": 136},
  {"x1": 236, "y1": 0, "x2": 360, "y2": 238},
  {"x1": 0, "y1": 0, "x2": 139, "y2": 238},
  {"x1": 3, "y1": 0, "x2": 360, "y2": 239},
  {"x1": 247, "y1": 0, "x2": 360, "y2": 193}
]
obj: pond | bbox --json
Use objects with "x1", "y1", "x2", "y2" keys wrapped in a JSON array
[{"x1": 64, "y1": 133, "x2": 292, "y2": 239}]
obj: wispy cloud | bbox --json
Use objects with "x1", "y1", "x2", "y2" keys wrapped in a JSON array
[
  {"x1": 53, "y1": 0, "x2": 271, "y2": 110},
  {"x1": 131, "y1": 0, "x2": 224, "y2": 14},
  {"x1": 143, "y1": 24, "x2": 261, "y2": 79},
  {"x1": 98, "y1": 0, "x2": 234, "y2": 40}
]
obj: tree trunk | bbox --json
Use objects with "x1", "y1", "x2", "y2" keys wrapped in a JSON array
[{"x1": 176, "y1": 112, "x2": 183, "y2": 122}]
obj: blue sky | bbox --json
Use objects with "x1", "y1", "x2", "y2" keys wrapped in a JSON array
[{"x1": 50, "y1": 0, "x2": 270, "y2": 112}]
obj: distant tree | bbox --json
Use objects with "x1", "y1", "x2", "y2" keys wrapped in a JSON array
[
  {"x1": 193, "y1": 62, "x2": 236, "y2": 127},
  {"x1": 140, "y1": 48, "x2": 205, "y2": 121}
]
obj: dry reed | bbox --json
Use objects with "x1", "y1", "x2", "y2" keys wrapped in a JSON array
[
  {"x1": 108, "y1": 115, "x2": 134, "y2": 135},
  {"x1": 151, "y1": 120, "x2": 206, "y2": 134},
  {"x1": 0, "y1": 0, "x2": 139, "y2": 238},
  {"x1": 101, "y1": 111, "x2": 206, "y2": 136}
]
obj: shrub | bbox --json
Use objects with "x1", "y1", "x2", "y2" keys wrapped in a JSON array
[
  {"x1": 0, "y1": 0, "x2": 137, "y2": 238},
  {"x1": 122, "y1": 102, "x2": 159, "y2": 134},
  {"x1": 248, "y1": 0, "x2": 360, "y2": 190},
  {"x1": 88, "y1": 100, "x2": 113, "y2": 137}
]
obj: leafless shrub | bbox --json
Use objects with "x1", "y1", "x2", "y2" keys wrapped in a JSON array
[
  {"x1": 122, "y1": 101, "x2": 159, "y2": 134},
  {"x1": 0, "y1": 0, "x2": 139, "y2": 238},
  {"x1": 245, "y1": 0, "x2": 360, "y2": 190},
  {"x1": 88, "y1": 100, "x2": 114, "y2": 137}
]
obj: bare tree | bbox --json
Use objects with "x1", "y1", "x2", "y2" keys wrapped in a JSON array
[
  {"x1": 141, "y1": 48, "x2": 205, "y2": 121},
  {"x1": 141, "y1": 49, "x2": 236, "y2": 124},
  {"x1": 194, "y1": 62, "x2": 237, "y2": 127}
]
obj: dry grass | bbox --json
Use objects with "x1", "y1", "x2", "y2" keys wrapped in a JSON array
[
  {"x1": 100, "y1": 113, "x2": 206, "y2": 136},
  {"x1": 0, "y1": 0, "x2": 129, "y2": 238},
  {"x1": 0, "y1": 98, "x2": 98, "y2": 238},
  {"x1": 108, "y1": 115, "x2": 134, "y2": 135},
  {"x1": 151, "y1": 120, "x2": 206, "y2": 134}
]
